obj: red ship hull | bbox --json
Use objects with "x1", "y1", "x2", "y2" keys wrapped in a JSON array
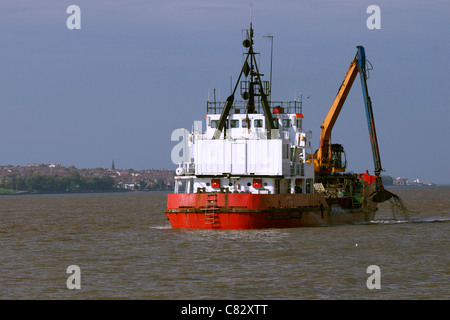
[{"x1": 165, "y1": 193, "x2": 376, "y2": 229}]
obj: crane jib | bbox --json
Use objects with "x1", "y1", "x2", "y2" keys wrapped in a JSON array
[{"x1": 356, "y1": 46, "x2": 383, "y2": 176}]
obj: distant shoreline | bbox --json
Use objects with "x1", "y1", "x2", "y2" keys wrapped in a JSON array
[
  {"x1": 386, "y1": 184, "x2": 446, "y2": 188},
  {"x1": 2, "y1": 185, "x2": 447, "y2": 196},
  {"x1": 0, "y1": 164, "x2": 175, "y2": 194},
  {"x1": 0, "y1": 189, "x2": 171, "y2": 196}
]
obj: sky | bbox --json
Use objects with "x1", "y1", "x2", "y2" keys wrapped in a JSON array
[{"x1": 0, "y1": 0, "x2": 449, "y2": 184}]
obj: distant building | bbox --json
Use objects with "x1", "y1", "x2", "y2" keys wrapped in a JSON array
[{"x1": 394, "y1": 177, "x2": 409, "y2": 185}]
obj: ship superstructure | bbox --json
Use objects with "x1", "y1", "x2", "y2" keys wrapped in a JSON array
[
  {"x1": 174, "y1": 23, "x2": 314, "y2": 196},
  {"x1": 175, "y1": 101, "x2": 314, "y2": 196}
]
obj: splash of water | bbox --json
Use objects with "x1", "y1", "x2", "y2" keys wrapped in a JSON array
[{"x1": 388, "y1": 194, "x2": 410, "y2": 220}]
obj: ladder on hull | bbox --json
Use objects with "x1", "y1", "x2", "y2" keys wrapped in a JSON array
[{"x1": 203, "y1": 193, "x2": 220, "y2": 227}]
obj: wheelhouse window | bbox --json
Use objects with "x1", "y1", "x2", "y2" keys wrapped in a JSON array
[
  {"x1": 282, "y1": 119, "x2": 291, "y2": 127},
  {"x1": 242, "y1": 118, "x2": 251, "y2": 128},
  {"x1": 211, "y1": 120, "x2": 219, "y2": 128},
  {"x1": 230, "y1": 119, "x2": 239, "y2": 128},
  {"x1": 254, "y1": 119, "x2": 264, "y2": 128}
]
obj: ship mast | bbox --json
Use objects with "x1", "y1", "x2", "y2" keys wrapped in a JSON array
[
  {"x1": 247, "y1": 16, "x2": 255, "y2": 114},
  {"x1": 212, "y1": 8, "x2": 275, "y2": 139}
]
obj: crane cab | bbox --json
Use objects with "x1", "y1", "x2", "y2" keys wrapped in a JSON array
[
  {"x1": 329, "y1": 143, "x2": 347, "y2": 173},
  {"x1": 313, "y1": 143, "x2": 347, "y2": 174}
]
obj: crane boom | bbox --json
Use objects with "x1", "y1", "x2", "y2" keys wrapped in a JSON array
[
  {"x1": 315, "y1": 46, "x2": 383, "y2": 177},
  {"x1": 356, "y1": 46, "x2": 383, "y2": 176}
]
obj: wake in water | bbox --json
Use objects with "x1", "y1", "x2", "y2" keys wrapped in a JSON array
[
  {"x1": 150, "y1": 225, "x2": 172, "y2": 230},
  {"x1": 370, "y1": 217, "x2": 450, "y2": 225}
]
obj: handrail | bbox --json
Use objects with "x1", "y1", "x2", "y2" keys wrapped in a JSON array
[{"x1": 206, "y1": 100, "x2": 303, "y2": 115}]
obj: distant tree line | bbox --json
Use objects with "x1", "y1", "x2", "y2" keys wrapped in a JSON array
[
  {"x1": 381, "y1": 175, "x2": 394, "y2": 186},
  {"x1": 1, "y1": 171, "x2": 116, "y2": 193},
  {"x1": 1, "y1": 171, "x2": 393, "y2": 193},
  {"x1": 145, "y1": 178, "x2": 172, "y2": 191}
]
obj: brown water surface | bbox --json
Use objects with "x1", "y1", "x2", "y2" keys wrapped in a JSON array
[{"x1": 0, "y1": 187, "x2": 449, "y2": 299}]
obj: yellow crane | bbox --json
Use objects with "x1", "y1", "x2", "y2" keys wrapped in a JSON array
[
  {"x1": 313, "y1": 46, "x2": 395, "y2": 203},
  {"x1": 314, "y1": 46, "x2": 382, "y2": 177}
]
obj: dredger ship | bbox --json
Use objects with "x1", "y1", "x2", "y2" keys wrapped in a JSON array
[{"x1": 165, "y1": 21, "x2": 394, "y2": 229}]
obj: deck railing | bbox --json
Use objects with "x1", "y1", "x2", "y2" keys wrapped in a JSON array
[{"x1": 206, "y1": 100, "x2": 303, "y2": 115}]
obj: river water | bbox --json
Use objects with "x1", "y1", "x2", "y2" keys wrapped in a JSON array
[{"x1": 0, "y1": 187, "x2": 448, "y2": 300}]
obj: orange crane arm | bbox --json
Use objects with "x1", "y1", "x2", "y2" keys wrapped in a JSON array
[{"x1": 316, "y1": 55, "x2": 359, "y2": 170}]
